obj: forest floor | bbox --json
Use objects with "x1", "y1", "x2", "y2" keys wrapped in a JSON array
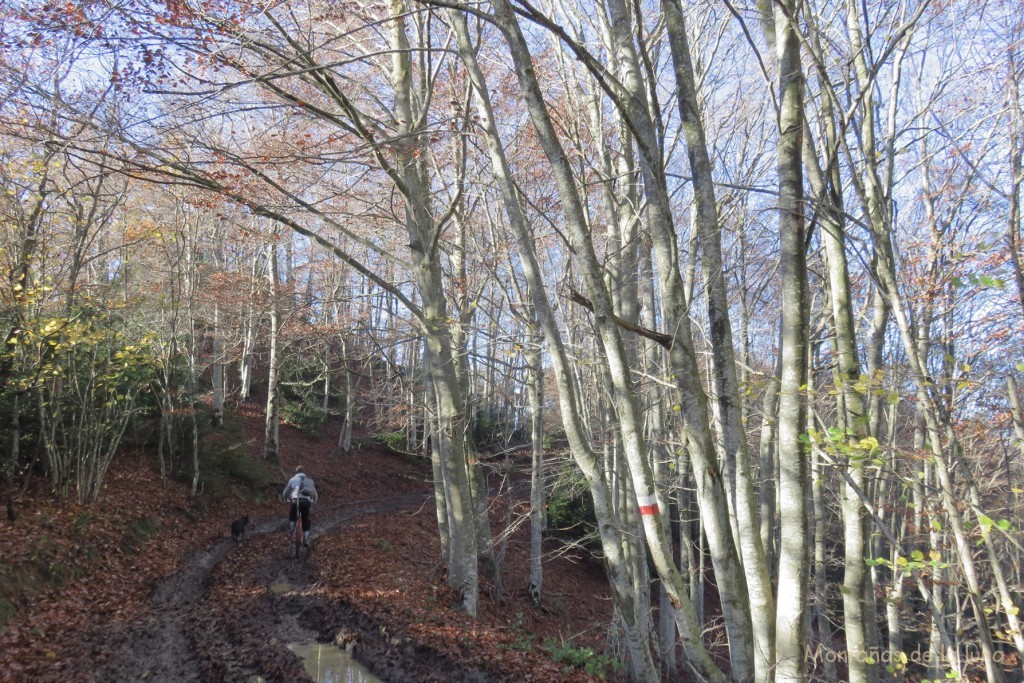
[{"x1": 0, "y1": 403, "x2": 618, "y2": 682}]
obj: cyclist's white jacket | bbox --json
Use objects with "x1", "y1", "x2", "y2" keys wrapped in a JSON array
[{"x1": 283, "y1": 473, "x2": 318, "y2": 504}]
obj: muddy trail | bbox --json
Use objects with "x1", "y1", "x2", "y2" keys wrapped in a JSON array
[
  {"x1": 3, "y1": 417, "x2": 615, "y2": 683},
  {"x1": 81, "y1": 493, "x2": 490, "y2": 683}
]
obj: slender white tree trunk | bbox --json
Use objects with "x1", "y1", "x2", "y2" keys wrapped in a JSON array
[
  {"x1": 389, "y1": 0, "x2": 479, "y2": 615},
  {"x1": 872, "y1": 241, "x2": 1005, "y2": 681},
  {"x1": 425, "y1": 375, "x2": 451, "y2": 565},
  {"x1": 211, "y1": 303, "x2": 224, "y2": 428},
  {"x1": 661, "y1": 0, "x2": 775, "y2": 674},
  {"x1": 238, "y1": 243, "x2": 260, "y2": 401},
  {"x1": 811, "y1": 444, "x2": 838, "y2": 683},
  {"x1": 1008, "y1": 375, "x2": 1024, "y2": 464},
  {"x1": 450, "y1": 8, "x2": 676, "y2": 679},
  {"x1": 338, "y1": 336, "x2": 354, "y2": 453},
  {"x1": 264, "y1": 242, "x2": 281, "y2": 462},
  {"x1": 773, "y1": 0, "x2": 810, "y2": 678},
  {"x1": 526, "y1": 323, "x2": 544, "y2": 606}
]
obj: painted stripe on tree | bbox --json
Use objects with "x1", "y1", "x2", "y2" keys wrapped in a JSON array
[{"x1": 637, "y1": 493, "x2": 659, "y2": 516}]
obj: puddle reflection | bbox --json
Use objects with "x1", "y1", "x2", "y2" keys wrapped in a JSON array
[{"x1": 287, "y1": 641, "x2": 383, "y2": 683}]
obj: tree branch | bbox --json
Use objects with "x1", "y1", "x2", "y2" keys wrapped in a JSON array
[{"x1": 567, "y1": 286, "x2": 673, "y2": 348}]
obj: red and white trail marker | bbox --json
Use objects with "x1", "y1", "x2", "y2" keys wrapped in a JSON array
[{"x1": 637, "y1": 494, "x2": 659, "y2": 516}]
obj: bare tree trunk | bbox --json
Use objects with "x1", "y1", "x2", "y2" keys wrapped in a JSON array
[
  {"x1": 338, "y1": 335, "x2": 354, "y2": 453},
  {"x1": 773, "y1": 0, "x2": 810, "y2": 678},
  {"x1": 879, "y1": 403, "x2": 905, "y2": 683},
  {"x1": 425, "y1": 364, "x2": 451, "y2": 565},
  {"x1": 446, "y1": 165, "x2": 500, "y2": 598},
  {"x1": 660, "y1": 2, "x2": 775, "y2": 675},
  {"x1": 639, "y1": 237, "x2": 678, "y2": 680},
  {"x1": 211, "y1": 303, "x2": 224, "y2": 428},
  {"x1": 450, "y1": 8, "x2": 679, "y2": 679},
  {"x1": 758, "y1": 352, "x2": 781, "y2": 573},
  {"x1": 238, "y1": 243, "x2": 260, "y2": 402},
  {"x1": 581, "y1": 0, "x2": 755, "y2": 674},
  {"x1": 811, "y1": 443, "x2": 838, "y2": 683},
  {"x1": 874, "y1": 249, "x2": 1005, "y2": 682},
  {"x1": 1009, "y1": 376, "x2": 1024, "y2": 463},
  {"x1": 1007, "y1": 43, "x2": 1024, "y2": 320},
  {"x1": 8, "y1": 394, "x2": 21, "y2": 490},
  {"x1": 526, "y1": 322, "x2": 544, "y2": 606},
  {"x1": 390, "y1": 0, "x2": 479, "y2": 616},
  {"x1": 802, "y1": 81, "x2": 877, "y2": 683},
  {"x1": 189, "y1": 397, "x2": 200, "y2": 495},
  {"x1": 490, "y1": 2, "x2": 755, "y2": 677},
  {"x1": 264, "y1": 242, "x2": 281, "y2": 462},
  {"x1": 580, "y1": 34, "x2": 657, "y2": 665}
]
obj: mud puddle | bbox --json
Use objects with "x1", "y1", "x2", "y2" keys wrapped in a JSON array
[{"x1": 288, "y1": 641, "x2": 383, "y2": 683}]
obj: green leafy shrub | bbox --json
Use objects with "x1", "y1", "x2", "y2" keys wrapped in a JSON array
[
  {"x1": 280, "y1": 398, "x2": 327, "y2": 437},
  {"x1": 543, "y1": 638, "x2": 622, "y2": 679},
  {"x1": 25, "y1": 315, "x2": 160, "y2": 502},
  {"x1": 375, "y1": 430, "x2": 407, "y2": 452},
  {"x1": 192, "y1": 446, "x2": 272, "y2": 504},
  {"x1": 505, "y1": 612, "x2": 535, "y2": 652},
  {"x1": 184, "y1": 413, "x2": 273, "y2": 505},
  {"x1": 546, "y1": 462, "x2": 596, "y2": 541}
]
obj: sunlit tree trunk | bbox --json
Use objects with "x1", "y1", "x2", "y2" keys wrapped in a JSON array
[
  {"x1": 1007, "y1": 44, "x2": 1024, "y2": 320},
  {"x1": 390, "y1": 0, "x2": 479, "y2": 616},
  {"x1": 264, "y1": 241, "x2": 281, "y2": 462},
  {"x1": 451, "y1": 8, "x2": 669, "y2": 679},
  {"x1": 451, "y1": 208, "x2": 501, "y2": 598},
  {"x1": 858, "y1": 43, "x2": 1009, "y2": 674},
  {"x1": 1009, "y1": 376, "x2": 1024, "y2": 463},
  {"x1": 179, "y1": 222, "x2": 202, "y2": 493},
  {"x1": 514, "y1": 1, "x2": 754, "y2": 677},
  {"x1": 773, "y1": 0, "x2": 809, "y2": 678},
  {"x1": 661, "y1": 1, "x2": 774, "y2": 675},
  {"x1": 338, "y1": 335, "x2": 354, "y2": 453},
  {"x1": 805, "y1": 101, "x2": 875, "y2": 683},
  {"x1": 211, "y1": 302, "x2": 225, "y2": 428},
  {"x1": 590, "y1": 0, "x2": 756, "y2": 674},
  {"x1": 525, "y1": 319, "x2": 544, "y2": 606},
  {"x1": 872, "y1": 228, "x2": 1005, "y2": 682},
  {"x1": 580, "y1": 24, "x2": 658, "y2": 665},
  {"x1": 640, "y1": 226, "x2": 678, "y2": 679},
  {"x1": 810, "y1": 442, "x2": 837, "y2": 683},
  {"x1": 425, "y1": 363, "x2": 451, "y2": 566}
]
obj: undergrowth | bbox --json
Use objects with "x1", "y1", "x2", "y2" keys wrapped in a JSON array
[
  {"x1": 185, "y1": 409, "x2": 276, "y2": 509},
  {"x1": 544, "y1": 638, "x2": 622, "y2": 679},
  {"x1": 123, "y1": 515, "x2": 161, "y2": 552}
]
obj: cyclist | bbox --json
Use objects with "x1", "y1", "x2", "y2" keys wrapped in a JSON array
[{"x1": 282, "y1": 465, "x2": 319, "y2": 547}]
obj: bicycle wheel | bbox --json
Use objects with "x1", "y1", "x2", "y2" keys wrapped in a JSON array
[{"x1": 293, "y1": 525, "x2": 301, "y2": 559}]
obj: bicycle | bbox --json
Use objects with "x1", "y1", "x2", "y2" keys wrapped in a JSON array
[{"x1": 288, "y1": 498, "x2": 312, "y2": 560}]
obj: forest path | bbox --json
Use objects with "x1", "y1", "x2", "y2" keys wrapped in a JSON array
[{"x1": 82, "y1": 491, "x2": 486, "y2": 682}]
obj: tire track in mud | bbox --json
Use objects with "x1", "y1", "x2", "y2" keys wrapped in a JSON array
[{"x1": 84, "y1": 492, "x2": 439, "y2": 682}]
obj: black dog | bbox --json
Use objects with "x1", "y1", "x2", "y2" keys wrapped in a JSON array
[{"x1": 230, "y1": 515, "x2": 249, "y2": 541}]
